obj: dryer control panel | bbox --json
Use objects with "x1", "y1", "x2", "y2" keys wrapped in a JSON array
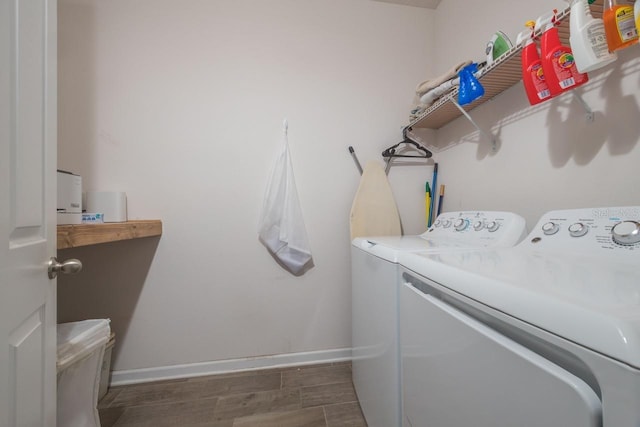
[
  {"x1": 525, "y1": 206, "x2": 640, "y2": 257},
  {"x1": 423, "y1": 211, "x2": 527, "y2": 248}
]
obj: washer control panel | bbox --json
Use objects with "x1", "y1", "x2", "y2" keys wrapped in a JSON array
[
  {"x1": 424, "y1": 211, "x2": 527, "y2": 248},
  {"x1": 526, "y1": 206, "x2": 640, "y2": 256}
]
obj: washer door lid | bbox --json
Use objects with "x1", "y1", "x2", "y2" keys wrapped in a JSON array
[{"x1": 401, "y1": 282, "x2": 602, "y2": 427}]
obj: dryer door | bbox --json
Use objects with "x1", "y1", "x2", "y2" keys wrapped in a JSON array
[
  {"x1": 400, "y1": 279, "x2": 602, "y2": 427},
  {"x1": 352, "y1": 246, "x2": 401, "y2": 427}
]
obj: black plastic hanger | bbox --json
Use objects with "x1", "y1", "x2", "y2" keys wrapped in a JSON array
[{"x1": 381, "y1": 132, "x2": 432, "y2": 159}]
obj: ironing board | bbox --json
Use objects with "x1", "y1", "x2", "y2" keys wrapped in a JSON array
[{"x1": 349, "y1": 161, "x2": 402, "y2": 240}]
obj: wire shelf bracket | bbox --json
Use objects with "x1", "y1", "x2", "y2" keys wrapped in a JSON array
[
  {"x1": 450, "y1": 99, "x2": 497, "y2": 153},
  {"x1": 572, "y1": 92, "x2": 595, "y2": 123}
]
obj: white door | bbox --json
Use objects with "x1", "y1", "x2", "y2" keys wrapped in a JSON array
[{"x1": 1, "y1": 0, "x2": 58, "y2": 426}]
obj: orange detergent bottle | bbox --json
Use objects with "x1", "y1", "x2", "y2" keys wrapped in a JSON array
[{"x1": 603, "y1": 0, "x2": 638, "y2": 51}]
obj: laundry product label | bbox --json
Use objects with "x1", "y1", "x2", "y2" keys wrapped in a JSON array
[
  {"x1": 551, "y1": 49, "x2": 586, "y2": 89},
  {"x1": 615, "y1": 6, "x2": 637, "y2": 42},
  {"x1": 528, "y1": 63, "x2": 550, "y2": 101}
]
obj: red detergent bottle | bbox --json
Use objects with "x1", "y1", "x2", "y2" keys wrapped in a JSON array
[
  {"x1": 536, "y1": 10, "x2": 589, "y2": 96},
  {"x1": 517, "y1": 21, "x2": 551, "y2": 105}
]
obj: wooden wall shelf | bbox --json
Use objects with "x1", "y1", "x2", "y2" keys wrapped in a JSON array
[{"x1": 57, "y1": 220, "x2": 163, "y2": 249}]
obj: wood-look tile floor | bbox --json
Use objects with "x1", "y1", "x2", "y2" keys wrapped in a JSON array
[{"x1": 99, "y1": 362, "x2": 368, "y2": 427}]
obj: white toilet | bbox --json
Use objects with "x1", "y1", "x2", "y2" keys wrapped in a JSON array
[{"x1": 57, "y1": 319, "x2": 111, "y2": 427}]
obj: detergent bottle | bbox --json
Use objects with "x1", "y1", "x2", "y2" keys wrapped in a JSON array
[
  {"x1": 457, "y1": 63, "x2": 485, "y2": 106},
  {"x1": 603, "y1": 0, "x2": 638, "y2": 51},
  {"x1": 536, "y1": 10, "x2": 588, "y2": 96},
  {"x1": 517, "y1": 21, "x2": 551, "y2": 105},
  {"x1": 568, "y1": 0, "x2": 617, "y2": 73}
]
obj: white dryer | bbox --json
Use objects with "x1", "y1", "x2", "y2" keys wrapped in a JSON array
[
  {"x1": 351, "y1": 211, "x2": 527, "y2": 427},
  {"x1": 399, "y1": 206, "x2": 640, "y2": 427}
]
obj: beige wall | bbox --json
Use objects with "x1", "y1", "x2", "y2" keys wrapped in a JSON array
[
  {"x1": 58, "y1": 0, "x2": 640, "y2": 380},
  {"x1": 57, "y1": 0, "x2": 435, "y2": 376}
]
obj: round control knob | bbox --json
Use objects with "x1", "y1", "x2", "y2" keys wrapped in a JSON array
[
  {"x1": 442, "y1": 219, "x2": 452, "y2": 228},
  {"x1": 433, "y1": 220, "x2": 441, "y2": 227},
  {"x1": 568, "y1": 222, "x2": 588, "y2": 237},
  {"x1": 612, "y1": 221, "x2": 640, "y2": 245},
  {"x1": 486, "y1": 221, "x2": 500, "y2": 232},
  {"x1": 542, "y1": 222, "x2": 559, "y2": 235},
  {"x1": 473, "y1": 221, "x2": 484, "y2": 231},
  {"x1": 454, "y1": 218, "x2": 468, "y2": 231}
]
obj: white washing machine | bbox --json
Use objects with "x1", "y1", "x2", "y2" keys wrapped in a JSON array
[
  {"x1": 351, "y1": 211, "x2": 527, "y2": 427},
  {"x1": 399, "y1": 206, "x2": 640, "y2": 427}
]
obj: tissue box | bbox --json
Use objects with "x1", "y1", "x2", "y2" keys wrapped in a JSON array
[
  {"x1": 85, "y1": 191, "x2": 127, "y2": 223},
  {"x1": 82, "y1": 213, "x2": 104, "y2": 224}
]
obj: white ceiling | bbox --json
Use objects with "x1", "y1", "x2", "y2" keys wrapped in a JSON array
[{"x1": 370, "y1": 0, "x2": 441, "y2": 9}]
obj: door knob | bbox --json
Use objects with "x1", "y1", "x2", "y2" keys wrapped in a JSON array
[{"x1": 48, "y1": 257, "x2": 83, "y2": 279}]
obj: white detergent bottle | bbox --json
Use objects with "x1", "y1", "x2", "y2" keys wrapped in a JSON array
[{"x1": 569, "y1": 0, "x2": 617, "y2": 73}]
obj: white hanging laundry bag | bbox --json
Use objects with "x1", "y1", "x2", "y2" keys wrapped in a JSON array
[{"x1": 258, "y1": 120, "x2": 314, "y2": 275}]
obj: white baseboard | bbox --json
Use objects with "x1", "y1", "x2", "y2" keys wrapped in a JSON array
[{"x1": 110, "y1": 347, "x2": 353, "y2": 386}]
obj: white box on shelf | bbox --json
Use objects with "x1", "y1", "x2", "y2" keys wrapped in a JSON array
[{"x1": 57, "y1": 170, "x2": 82, "y2": 225}]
